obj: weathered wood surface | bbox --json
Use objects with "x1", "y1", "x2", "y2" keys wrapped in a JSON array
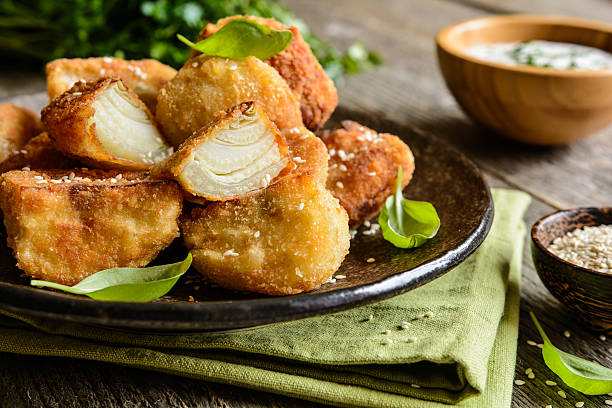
[{"x1": 1, "y1": 0, "x2": 611, "y2": 407}]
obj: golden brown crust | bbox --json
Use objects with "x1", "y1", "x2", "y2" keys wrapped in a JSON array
[
  {"x1": 180, "y1": 130, "x2": 349, "y2": 295},
  {"x1": 198, "y1": 15, "x2": 338, "y2": 131},
  {"x1": 0, "y1": 169, "x2": 182, "y2": 285},
  {"x1": 0, "y1": 132, "x2": 79, "y2": 174},
  {"x1": 151, "y1": 101, "x2": 292, "y2": 202},
  {"x1": 46, "y1": 57, "x2": 176, "y2": 112},
  {"x1": 319, "y1": 120, "x2": 415, "y2": 226},
  {"x1": 0, "y1": 104, "x2": 43, "y2": 164},
  {"x1": 41, "y1": 78, "x2": 161, "y2": 171},
  {"x1": 155, "y1": 55, "x2": 303, "y2": 147}
]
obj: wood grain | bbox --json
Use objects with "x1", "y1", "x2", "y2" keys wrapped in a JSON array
[{"x1": 0, "y1": 0, "x2": 611, "y2": 407}]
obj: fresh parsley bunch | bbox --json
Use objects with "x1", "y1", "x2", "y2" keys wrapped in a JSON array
[{"x1": 0, "y1": 0, "x2": 380, "y2": 81}]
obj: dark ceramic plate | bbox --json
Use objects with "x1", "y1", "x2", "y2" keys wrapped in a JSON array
[{"x1": 0, "y1": 102, "x2": 493, "y2": 332}]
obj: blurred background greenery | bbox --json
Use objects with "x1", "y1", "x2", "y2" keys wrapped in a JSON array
[{"x1": 0, "y1": 0, "x2": 381, "y2": 81}]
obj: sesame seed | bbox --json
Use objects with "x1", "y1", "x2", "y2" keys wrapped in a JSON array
[
  {"x1": 600, "y1": 334, "x2": 607, "y2": 341},
  {"x1": 545, "y1": 405, "x2": 552, "y2": 408},
  {"x1": 410, "y1": 384, "x2": 421, "y2": 388},
  {"x1": 329, "y1": 148, "x2": 336, "y2": 156},
  {"x1": 19, "y1": 150, "x2": 27, "y2": 154},
  {"x1": 33, "y1": 176, "x2": 43, "y2": 180},
  {"x1": 605, "y1": 400, "x2": 612, "y2": 406},
  {"x1": 297, "y1": 203, "x2": 304, "y2": 210},
  {"x1": 383, "y1": 329, "x2": 391, "y2": 335},
  {"x1": 103, "y1": 57, "x2": 112, "y2": 63},
  {"x1": 368, "y1": 171, "x2": 377, "y2": 176},
  {"x1": 401, "y1": 321, "x2": 411, "y2": 326},
  {"x1": 349, "y1": 230, "x2": 357, "y2": 239},
  {"x1": 575, "y1": 402, "x2": 584, "y2": 408},
  {"x1": 116, "y1": 174, "x2": 123, "y2": 180},
  {"x1": 336, "y1": 181, "x2": 344, "y2": 189},
  {"x1": 229, "y1": 65, "x2": 238, "y2": 71},
  {"x1": 335, "y1": 275, "x2": 346, "y2": 279},
  {"x1": 293, "y1": 156, "x2": 306, "y2": 163},
  {"x1": 110, "y1": 178, "x2": 117, "y2": 183},
  {"x1": 527, "y1": 340, "x2": 538, "y2": 346},
  {"x1": 548, "y1": 225, "x2": 612, "y2": 273},
  {"x1": 557, "y1": 390, "x2": 566, "y2": 399},
  {"x1": 364, "y1": 220, "x2": 371, "y2": 228},
  {"x1": 382, "y1": 338, "x2": 393, "y2": 345},
  {"x1": 222, "y1": 249, "x2": 239, "y2": 257},
  {"x1": 49, "y1": 179, "x2": 61, "y2": 184},
  {"x1": 406, "y1": 336, "x2": 418, "y2": 343},
  {"x1": 425, "y1": 311, "x2": 434, "y2": 318},
  {"x1": 537, "y1": 343, "x2": 544, "y2": 349},
  {"x1": 366, "y1": 257, "x2": 375, "y2": 263},
  {"x1": 191, "y1": 62, "x2": 198, "y2": 68},
  {"x1": 514, "y1": 380, "x2": 525, "y2": 385},
  {"x1": 339, "y1": 164, "x2": 348, "y2": 172},
  {"x1": 527, "y1": 372, "x2": 535, "y2": 379},
  {"x1": 21, "y1": 167, "x2": 30, "y2": 171},
  {"x1": 254, "y1": 231, "x2": 260, "y2": 238},
  {"x1": 525, "y1": 368, "x2": 533, "y2": 375},
  {"x1": 545, "y1": 380, "x2": 557, "y2": 386},
  {"x1": 401, "y1": 324, "x2": 410, "y2": 330},
  {"x1": 35, "y1": 180, "x2": 47, "y2": 184},
  {"x1": 367, "y1": 314, "x2": 374, "y2": 321},
  {"x1": 563, "y1": 330, "x2": 571, "y2": 338},
  {"x1": 415, "y1": 314, "x2": 425, "y2": 319}
]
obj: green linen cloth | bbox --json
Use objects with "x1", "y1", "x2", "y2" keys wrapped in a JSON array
[{"x1": 0, "y1": 189, "x2": 530, "y2": 408}]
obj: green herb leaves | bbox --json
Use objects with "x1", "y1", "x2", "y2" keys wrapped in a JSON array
[
  {"x1": 178, "y1": 18, "x2": 292, "y2": 60},
  {"x1": 378, "y1": 167, "x2": 440, "y2": 248},
  {"x1": 30, "y1": 253, "x2": 192, "y2": 302},
  {"x1": 530, "y1": 312, "x2": 612, "y2": 395}
]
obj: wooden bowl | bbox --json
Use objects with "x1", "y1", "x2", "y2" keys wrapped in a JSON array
[
  {"x1": 531, "y1": 207, "x2": 612, "y2": 333},
  {"x1": 437, "y1": 15, "x2": 612, "y2": 145}
]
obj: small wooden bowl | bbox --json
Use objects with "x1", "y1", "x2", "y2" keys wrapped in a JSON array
[
  {"x1": 531, "y1": 207, "x2": 612, "y2": 333},
  {"x1": 437, "y1": 15, "x2": 612, "y2": 145}
]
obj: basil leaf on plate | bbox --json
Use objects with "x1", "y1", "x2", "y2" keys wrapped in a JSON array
[
  {"x1": 378, "y1": 166, "x2": 440, "y2": 248},
  {"x1": 30, "y1": 253, "x2": 192, "y2": 302},
  {"x1": 177, "y1": 17, "x2": 293, "y2": 60},
  {"x1": 530, "y1": 312, "x2": 612, "y2": 395}
]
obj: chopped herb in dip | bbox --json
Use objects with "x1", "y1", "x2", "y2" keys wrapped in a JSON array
[{"x1": 466, "y1": 40, "x2": 612, "y2": 70}]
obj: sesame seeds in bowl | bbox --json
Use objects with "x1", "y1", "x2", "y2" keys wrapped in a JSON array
[{"x1": 531, "y1": 207, "x2": 612, "y2": 332}]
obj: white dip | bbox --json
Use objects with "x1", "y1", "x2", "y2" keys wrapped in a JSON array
[{"x1": 465, "y1": 40, "x2": 612, "y2": 70}]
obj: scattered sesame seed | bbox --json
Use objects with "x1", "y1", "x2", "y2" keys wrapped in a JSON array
[
  {"x1": 557, "y1": 390, "x2": 566, "y2": 399},
  {"x1": 364, "y1": 220, "x2": 371, "y2": 228},
  {"x1": 600, "y1": 334, "x2": 607, "y2": 341},
  {"x1": 367, "y1": 314, "x2": 374, "y2": 321},
  {"x1": 527, "y1": 340, "x2": 538, "y2": 346},
  {"x1": 335, "y1": 274, "x2": 346, "y2": 279},
  {"x1": 410, "y1": 384, "x2": 421, "y2": 388},
  {"x1": 34, "y1": 175, "x2": 43, "y2": 180},
  {"x1": 297, "y1": 203, "x2": 304, "y2": 210},
  {"x1": 116, "y1": 174, "x2": 123, "y2": 180},
  {"x1": 329, "y1": 148, "x2": 336, "y2": 156},
  {"x1": 545, "y1": 405, "x2": 552, "y2": 408},
  {"x1": 382, "y1": 338, "x2": 393, "y2": 345},
  {"x1": 229, "y1": 65, "x2": 238, "y2": 71},
  {"x1": 339, "y1": 164, "x2": 348, "y2": 172},
  {"x1": 223, "y1": 249, "x2": 239, "y2": 257},
  {"x1": 349, "y1": 230, "x2": 357, "y2": 239},
  {"x1": 49, "y1": 179, "x2": 61, "y2": 184},
  {"x1": 605, "y1": 400, "x2": 612, "y2": 406},
  {"x1": 367, "y1": 171, "x2": 377, "y2": 176},
  {"x1": 103, "y1": 57, "x2": 112, "y2": 63},
  {"x1": 527, "y1": 372, "x2": 535, "y2": 379},
  {"x1": 425, "y1": 311, "x2": 434, "y2": 318},
  {"x1": 35, "y1": 180, "x2": 47, "y2": 184},
  {"x1": 545, "y1": 380, "x2": 557, "y2": 386},
  {"x1": 537, "y1": 344, "x2": 544, "y2": 349},
  {"x1": 19, "y1": 149, "x2": 27, "y2": 154},
  {"x1": 254, "y1": 231, "x2": 260, "y2": 238},
  {"x1": 401, "y1": 323, "x2": 411, "y2": 330},
  {"x1": 548, "y1": 225, "x2": 612, "y2": 273},
  {"x1": 514, "y1": 380, "x2": 525, "y2": 385},
  {"x1": 383, "y1": 329, "x2": 391, "y2": 335},
  {"x1": 293, "y1": 156, "x2": 306, "y2": 163},
  {"x1": 191, "y1": 62, "x2": 198, "y2": 68},
  {"x1": 525, "y1": 368, "x2": 533, "y2": 375},
  {"x1": 575, "y1": 402, "x2": 584, "y2": 408},
  {"x1": 110, "y1": 178, "x2": 117, "y2": 183},
  {"x1": 401, "y1": 321, "x2": 411, "y2": 326},
  {"x1": 366, "y1": 257, "x2": 375, "y2": 263},
  {"x1": 564, "y1": 330, "x2": 571, "y2": 338},
  {"x1": 21, "y1": 167, "x2": 30, "y2": 171},
  {"x1": 336, "y1": 181, "x2": 344, "y2": 189},
  {"x1": 415, "y1": 314, "x2": 425, "y2": 319},
  {"x1": 406, "y1": 336, "x2": 418, "y2": 343}
]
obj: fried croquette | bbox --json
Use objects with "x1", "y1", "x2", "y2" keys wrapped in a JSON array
[
  {"x1": 180, "y1": 130, "x2": 349, "y2": 295},
  {"x1": 152, "y1": 101, "x2": 291, "y2": 202},
  {"x1": 198, "y1": 15, "x2": 338, "y2": 131},
  {"x1": 155, "y1": 55, "x2": 303, "y2": 147},
  {"x1": 319, "y1": 120, "x2": 415, "y2": 226},
  {"x1": 0, "y1": 169, "x2": 182, "y2": 285},
  {"x1": 46, "y1": 57, "x2": 176, "y2": 112},
  {"x1": 42, "y1": 78, "x2": 173, "y2": 170},
  {"x1": 0, "y1": 132, "x2": 78, "y2": 174},
  {"x1": 0, "y1": 104, "x2": 43, "y2": 164}
]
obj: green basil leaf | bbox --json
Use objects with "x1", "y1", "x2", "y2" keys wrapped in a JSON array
[
  {"x1": 177, "y1": 17, "x2": 292, "y2": 60},
  {"x1": 530, "y1": 312, "x2": 612, "y2": 395},
  {"x1": 30, "y1": 253, "x2": 192, "y2": 303},
  {"x1": 378, "y1": 167, "x2": 440, "y2": 248}
]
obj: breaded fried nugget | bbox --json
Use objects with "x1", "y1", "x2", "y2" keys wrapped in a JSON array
[
  {"x1": 198, "y1": 15, "x2": 338, "y2": 131},
  {"x1": 0, "y1": 169, "x2": 182, "y2": 285},
  {"x1": 152, "y1": 101, "x2": 291, "y2": 202},
  {"x1": 181, "y1": 131, "x2": 349, "y2": 295},
  {"x1": 319, "y1": 121, "x2": 415, "y2": 226},
  {"x1": 0, "y1": 132, "x2": 78, "y2": 174},
  {"x1": 42, "y1": 78, "x2": 173, "y2": 170},
  {"x1": 156, "y1": 55, "x2": 303, "y2": 147},
  {"x1": 46, "y1": 57, "x2": 176, "y2": 112},
  {"x1": 0, "y1": 104, "x2": 42, "y2": 163}
]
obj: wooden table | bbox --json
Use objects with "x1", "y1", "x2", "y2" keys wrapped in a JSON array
[{"x1": 1, "y1": 0, "x2": 611, "y2": 407}]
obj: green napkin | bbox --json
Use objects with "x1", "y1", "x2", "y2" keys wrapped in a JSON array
[{"x1": 0, "y1": 189, "x2": 530, "y2": 408}]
